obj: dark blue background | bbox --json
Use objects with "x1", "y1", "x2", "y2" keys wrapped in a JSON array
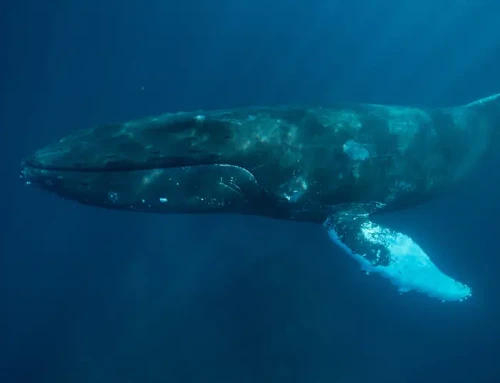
[{"x1": 2, "y1": 1, "x2": 500, "y2": 382}]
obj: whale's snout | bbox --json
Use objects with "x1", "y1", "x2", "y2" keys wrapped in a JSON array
[
  {"x1": 20, "y1": 113, "x2": 228, "y2": 174},
  {"x1": 20, "y1": 113, "x2": 270, "y2": 215}
]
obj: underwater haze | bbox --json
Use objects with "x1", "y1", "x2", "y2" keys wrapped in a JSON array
[{"x1": 2, "y1": 1, "x2": 500, "y2": 382}]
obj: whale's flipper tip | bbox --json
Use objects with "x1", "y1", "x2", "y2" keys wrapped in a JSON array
[{"x1": 324, "y1": 210, "x2": 471, "y2": 303}]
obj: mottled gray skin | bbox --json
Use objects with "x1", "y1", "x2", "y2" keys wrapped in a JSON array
[{"x1": 21, "y1": 94, "x2": 500, "y2": 224}]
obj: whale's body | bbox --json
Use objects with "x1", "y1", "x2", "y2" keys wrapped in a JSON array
[{"x1": 21, "y1": 93, "x2": 500, "y2": 303}]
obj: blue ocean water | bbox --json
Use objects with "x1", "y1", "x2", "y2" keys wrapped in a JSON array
[{"x1": 2, "y1": 1, "x2": 500, "y2": 382}]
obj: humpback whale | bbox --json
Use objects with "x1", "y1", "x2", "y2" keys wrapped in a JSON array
[{"x1": 20, "y1": 93, "x2": 500, "y2": 302}]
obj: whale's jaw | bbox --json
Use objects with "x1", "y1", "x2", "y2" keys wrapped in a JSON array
[
  {"x1": 19, "y1": 110, "x2": 271, "y2": 215},
  {"x1": 20, "y1": 160, "x2": 273, "y2": 216}
]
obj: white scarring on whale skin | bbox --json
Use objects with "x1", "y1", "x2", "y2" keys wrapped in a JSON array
[
  {"x1": 325, "y1": 221, "x2": 472, "y2": 302},
  {"x1": 343, "y1": 140, "x2": 369, "y2": 161}
]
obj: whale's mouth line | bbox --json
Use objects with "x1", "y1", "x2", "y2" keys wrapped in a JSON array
[
  {"x1": 20, "y1": 157, "x2": 220, "y2": 174},
  {"x1": 22, "y1": 163, "x2": 184, "y2": 173}
]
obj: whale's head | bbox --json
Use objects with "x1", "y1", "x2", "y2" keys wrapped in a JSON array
[{"x1": 20, "y1": 112, "x2": 281, "y2": 217}]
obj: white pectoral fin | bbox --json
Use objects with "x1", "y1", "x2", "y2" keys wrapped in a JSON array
[{"x1": 324, "y1": 212, "x2": 472, "y2": 302}]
